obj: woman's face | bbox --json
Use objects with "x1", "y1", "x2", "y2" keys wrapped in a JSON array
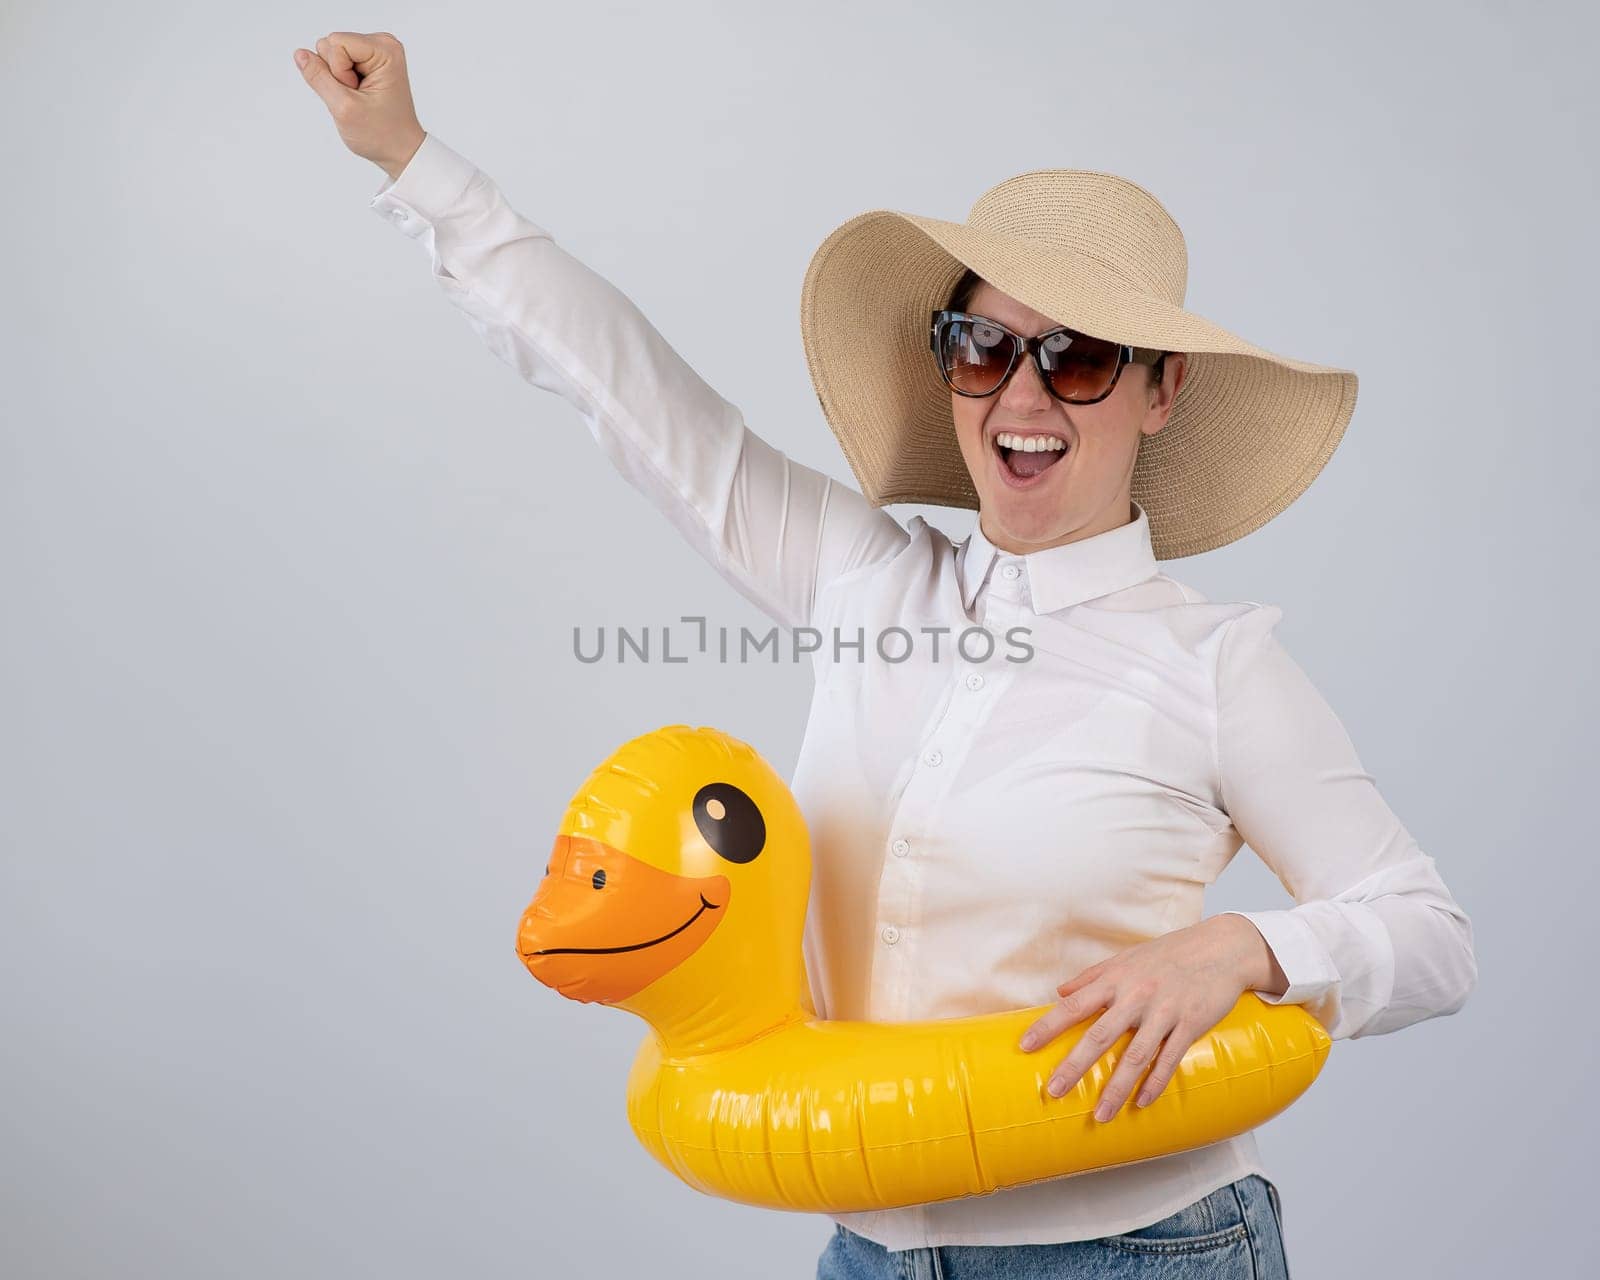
[{"x1": 950, "y1": 280, "x2": 1187, "y2": 553}]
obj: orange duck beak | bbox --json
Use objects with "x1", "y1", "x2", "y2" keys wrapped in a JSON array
[{"x1": 516, "y1": 833, "x2": 730, "y2": 1004}]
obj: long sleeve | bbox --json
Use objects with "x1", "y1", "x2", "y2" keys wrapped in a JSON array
[
  {"x1": 366, "y1": 133, "x2": 909, "y2": 631},
  {"x1": 1212, "y1": 603, "x2": 1477, "y2": 1041}
]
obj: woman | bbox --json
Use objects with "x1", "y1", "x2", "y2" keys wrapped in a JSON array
[{"x1": 296, "y1": 32, "x2": 1478, "y2": 1279}]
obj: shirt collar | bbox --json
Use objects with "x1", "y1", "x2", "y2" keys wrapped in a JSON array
[{"x1": 957, "y1": 500, "x2": 1161, "y2": 615}]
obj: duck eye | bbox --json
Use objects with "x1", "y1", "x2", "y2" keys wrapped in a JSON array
[
  {"x1": 693, "y1": 782, "x2": 765, "y2": 864},
  {"x1": 591, "y1": 868, "x2": 606, "y2": 890}
]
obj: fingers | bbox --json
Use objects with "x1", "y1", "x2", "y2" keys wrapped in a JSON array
[
  {"x1": 316, "y1": 34, "x2": 359, "y2": 89},
  {"x1": 1090, "y1": 1016, "x2": 1174, "y2": 1122},
  {"x1": 1018, "y1": 982, "x2": 1110, "y2": 1054},
  {"x1": 294, "y1": 47, "x2": 354, "y2": 115},
  {"x1": 316, "y1": 31, "x2": 387, "y2": 88},
  {"x1": 294, "y1": 31, "x2": 404, "y2": 104},
  {"x1": 1044, "y1": 1004, "x2": 1137, "y2": 1099},
  {"x1": 1134, "y1": 1026, "x2": 1195, "y2": 1109}
]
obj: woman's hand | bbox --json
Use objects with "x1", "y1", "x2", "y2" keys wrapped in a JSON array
[
  {"x1": 1019, "y1": 914, "x2": 1287, "y2": 1122},
  {"x1": 294, "y1": 32, "x2": 426, "y2": 181}
]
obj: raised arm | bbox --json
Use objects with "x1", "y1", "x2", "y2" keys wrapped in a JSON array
[
  {"x1": 296, "y1": 32, "x2": 908, "y2": 630},
  {"x1": 1212, "y1": 604, "x2": 1478, "y2": 1041}
]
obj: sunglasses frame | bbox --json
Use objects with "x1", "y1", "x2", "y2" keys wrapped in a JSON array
[{"x1": 928, "y1": 309, "x2": 1166, "y2": 406}]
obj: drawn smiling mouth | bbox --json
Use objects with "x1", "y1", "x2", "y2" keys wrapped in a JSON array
[
  {"x1": 516, "y1": 837, "x2": 733, "y2": 1004},
  {"x1": 531, "y1": 895, "x2": 720, "y2": 957}
]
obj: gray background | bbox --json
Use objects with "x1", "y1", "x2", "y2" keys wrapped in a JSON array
[{"x1": 3, "y1": 1, "x2": 1593, "y2": 1275}]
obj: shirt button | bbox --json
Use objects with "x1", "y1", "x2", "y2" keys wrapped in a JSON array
[
  {"x1": 891, "y1": 838, "x2": 910, "y2": 857},
  {"x1": 1001, "y1": 564, "x2": 1021, "y2": 580},
  {"x1": 965, "y1": 671, "x2": 984, "y2": 691},
  {"x1": 881, "y1": 925, "x2": 900, "y2": 945},
  {"x1": 389, "y1": 206, "x2": 408, "y2": 222},
  {"x1": 923, "y1": 748, "x2": 943, "y2": 767}
]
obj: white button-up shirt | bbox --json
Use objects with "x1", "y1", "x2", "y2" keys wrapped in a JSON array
[{"x1": 370, "y1": 133, "x2": 1477, "y2": 1249}]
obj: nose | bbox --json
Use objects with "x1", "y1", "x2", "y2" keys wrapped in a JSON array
[{"x1": 997, "y1": 347, "x2": 1052, "y2": 411}]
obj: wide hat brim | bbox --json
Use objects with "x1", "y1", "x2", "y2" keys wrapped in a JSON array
[{"x1": 799, "y1": 207, "x2": 1358, "y2": 560}]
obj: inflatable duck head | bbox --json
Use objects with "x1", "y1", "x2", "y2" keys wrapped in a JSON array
[{"x1": 516, "y1": 724, "x2": 811, "y2": 1052}]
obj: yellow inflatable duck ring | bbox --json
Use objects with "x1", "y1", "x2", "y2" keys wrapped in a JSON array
[{"x1": 516, "y1": 724, "x2": 1331, "y2": 1214}]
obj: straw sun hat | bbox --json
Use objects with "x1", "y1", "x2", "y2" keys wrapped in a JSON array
[{"x1": 798, "y1": 169, "x2": 1358, "y2": 560}]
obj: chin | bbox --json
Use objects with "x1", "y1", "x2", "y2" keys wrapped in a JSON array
[{"x1": 987, "y1": 504, "x2": 1066, "y2": 548}]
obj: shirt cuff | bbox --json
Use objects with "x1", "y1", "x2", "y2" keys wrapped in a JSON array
[
  {"x1": 1217, "y1": 908, "x2": 1341, "y2": 1006},
  {"x1": 368, "y1": 132, "x2": 482, "y2": 238}
]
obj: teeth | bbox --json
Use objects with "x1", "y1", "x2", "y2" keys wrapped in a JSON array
[{"x1": 996, "y1": 432, "x2": 1067, "y2": 453}]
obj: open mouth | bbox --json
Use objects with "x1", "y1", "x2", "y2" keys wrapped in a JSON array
[{"x1": 993, "y1": 430, "x2": 1069, "y2": 486}]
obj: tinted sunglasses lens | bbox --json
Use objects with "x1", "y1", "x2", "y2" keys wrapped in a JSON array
[
  {"x1": 1039, "y1": 329, "x2": 1122, "y2": 401},
  {"x1": 938, "y1": 317, "x2": 1015, "y2": 394}
]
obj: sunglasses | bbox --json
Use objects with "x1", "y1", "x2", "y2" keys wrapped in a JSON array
[{"x1": 929, "y1": 309, "x2": 1166, "y2": 405}]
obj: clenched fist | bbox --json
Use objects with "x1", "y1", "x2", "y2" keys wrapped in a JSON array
[{"x1": 294, "y1": 32, "x2": 426, "y2": 181}]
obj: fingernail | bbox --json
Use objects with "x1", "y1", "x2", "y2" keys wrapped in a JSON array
[
  {"x1": 1047, "y1": 1077, "x2": 1066, "y2": 1097},
  {"x1": 1095, "y1": 1103, "x2": 1112, "y2": 1122},
  {"x1": 1019, "y1": 1034, "x2": 1036, "y2": 1051}
]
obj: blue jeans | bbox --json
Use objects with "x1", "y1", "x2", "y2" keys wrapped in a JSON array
[{"x1": 816, "y1": 1174, "x2": 1289, "y2": 1279}]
